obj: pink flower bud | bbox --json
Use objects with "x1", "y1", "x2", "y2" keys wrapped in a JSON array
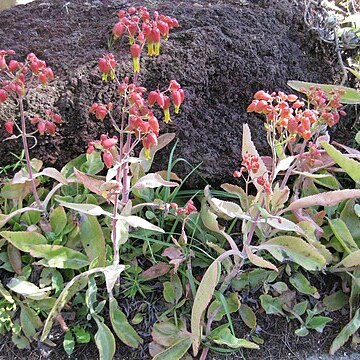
[
  {"x1": 102, "y1": 137, "x2": 118, "y2": 150},
  {"x1": 37, "y1": 121, "x2": 46, "y2": 135},
  {"x1": 148, "y1": 116, "x2": 159, "y2": 135},
  {"x1": 113, "y1": 22, "x2": 125, "y2": 39},
  {"x1": 8, "y1": 60, "x2": 19, "y2": 72},
  {"x1": 95, "y1": 105, "x2": 107, "y2": 121},
  {"x1": 103, "y1": 151, "x2": 113, "y2": 168},
  {"x1": 0, "y1": 89, "x2": 8, "y2": 103},
  {"x1": 128, "y1": 6, "x2": 136, "y2": 15},
  {"x1": 45, "y1": 121, "x2": 56, "y2": 136},
  {"x1": 147, "y1": 132, "x2": 158, "y2": 146},
  {"x1": 254, "y1": 90, "x2": 272, "y2": 101},
  {"x1": 4, "y1": 120, "x2": 14, "y2": 134},
  {"x1": 130, "y1": 44, "x2": 142, "y2": 58},
  {"x1": 148, "y1": 91, "x2": 158, "y2": 106},
  {"x1": 52, "y1": 114, "x2": 62, "y2": 124}
]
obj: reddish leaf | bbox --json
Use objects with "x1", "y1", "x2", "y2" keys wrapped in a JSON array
[{"x1": 140, "y1": 262, "x2": 170, "y2": 280}]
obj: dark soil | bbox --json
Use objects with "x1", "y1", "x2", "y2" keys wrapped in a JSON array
[
  {"x1": 0, "y1": 0, "x2": 352, "y2": 187},
  {"x1": 1, "y1": 1, "x2": 360, "y2": 359}
]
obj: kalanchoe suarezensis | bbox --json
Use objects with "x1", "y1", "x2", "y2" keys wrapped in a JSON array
[
  {"x1": 0, "y1": 50, "x2": 61, "y2": 136},
  {"x1": 89, "y1": 78, "x2": 184, "y2": 159},
  {"x1": 111, "y1": 6, "x2": 179, "y2": 73},
  {"x1": 247, "y1": 88, "x2": 346, "y2": 142}
]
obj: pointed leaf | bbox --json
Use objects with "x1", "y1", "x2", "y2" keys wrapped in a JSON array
[
  {"x1": 79, "y1": 215, "x2": 106, "y2": 267},
  {"x1": 287, "y1": 81, "x2": 360, "y2": 105},
  {"x1": 57, "y1": 201, "x2": 113, "y2": 217},
  {"x1": 110, "y1": 297, "x2": 143, "y2": 348},
  {"x1": 330, "y1": 309, "x2": 360, "y2": 354},
  {"x1": 133, "y1": 173, "x2": 178, "y2": 189},
  {"x1": 0, "y1": 231, "x2": 47, "y2": 252},
  {"x1": 30, "y1": 245, "x2": 89, "y2": 269},
  {"x1": 191, "y1": 259, "x2": 220, "y2": 356},
  {"x1": 7, "y1": 278, "x2": 51, "y2": 300},
  {"x1": 118, "y1": 215, "x2": 164, "y2": 233},
  {"x1": 321, "y1": 141, "x2": 360, "y2": 183},
  {"x1": 329, "y1": 218, "x2": 358, "y2": 254},
  {"x1": 285, "y1": 190, "x2": 360, "y2": 211},
  {"x1": 209, "y1": 325, "x2": 259, "y2": 349},
  {"x1": 245, "y1": 246, "x2": 278, "y2": 271},
  {"x1": 50, "y1": 206, "x2": 67, "y2": 235},
  {"x1": 94, "y1": 315, "x2": 116, "y2": 360},
  {"x1": 153, "y1": 336, "x2": 192, "y2": 360},
  {"x1": 259, "y1": 236, "x2": 326, "y2": 271}
]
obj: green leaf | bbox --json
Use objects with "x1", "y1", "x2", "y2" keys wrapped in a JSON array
[
  {"x1": 94, "y1": 314, "x2": 116, "y2": 360},
  {"x1": 79, "y1": 215, "x2": 106, "y2": 267},
  {"x1": 287, "y1": 81, "x2": 360, "y2": 104},
  {"x1": 341, "y1": 200, "x2": 360, "y2": 244},
  {"x1": 260, "y1": 294, "x2": 284, "y2": 315},
  {"x1": 61, "y1": 154, "x2": 86, "y2": 177},
  {"x1": 73, "y1": 326, "x2": 91, "y2": 343},
  {"x1": 328, "y1": 218, "x2": 359, "y2": 254},
  {"x1": 12, "y1": 333, "x2": 30, "y2": 349},
  {"x1": 209, "y1": 324, "x2": 259, "y2": 349},
  {"x1": 109, "y1": 297, "x2": 143, "y2": 348},
  {"x1": 63, "y1": 331, "x2": 75, "y2": 356},
  {"x1": 152, "y1": 336, "x2": 192, "y2": 360},
  {"x1": 289, "y1": 272, "x2": 319, "y2": 298},
  {"x1": 306, "y1": 316, "x2": 332, "y2": 333},
  {"x1": 207, "y1": 292, "x2": 241, "y2": 322},
  {"x1": 295, "y1": 326, "x2": 309, "y2": 337},
  {"x1": 323, "y1": 291, "x2": 349, "y2": 312},
  {"x1": 20, "y1": 304, "x2": 42, "y2": 338},
  {"x1": 293, "y1": 300, "x2": 308, "y2": 316},
  {"x1": 321, "y1": 142, "x2": 360, "y2": 183},
  {"x1": 239, "y1": 303, "x2": 256, "y2": 329},
  {"x1": 0, "y1": 231, "x2": 47, "y2": 252},
  {"x1": 7, "y1": 278, "x2": 50, "y2": 300},
  {"x1": 330, "y1": 309, "x2": 360, "y2": 354},
  {"x1": 259, "y1": 236, "x2": 326, "y2": 271},
  {"x1": 335, "y1": 249, "x2": 360, "y2": 268},
  {"x1": 41, "y1": 275, "x2": 88, "y2": 341},
  {"x1": 1, "y1": 182, "x2": 33, "y2": 200},
  {"x1": 30, "y1": 245, "x2": 90, "y2": 270},
  {"x1": 50, "y1": 206, "x2": 67, "y2": 235},
  {"x1": 191, "y1": 258, "x2": 221, "y2": 356},
  {"x1": 163, "y1": 281, "x2": 176, "y2": 304},
  {"x1": 81, "y1": 152, "x2": 104, "y2": 175},
  {"x1": 232, "y1": 268, "x2": 274, "y2": 291}
]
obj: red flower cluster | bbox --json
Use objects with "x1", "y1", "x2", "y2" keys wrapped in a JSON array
[
  {"x1": 233, "y1": 153, "x2": 260, "y2": 177},
  {"x1": 306, "y1": 87, "x2": 346, "y2": 127},
  {"x1": 170, "y1": 200, "x2": 197, "y2": 216},
  {"x1": 112, "y1": 6, "x2": 179, "y2": 72},
  {"x1": 0, "y1": 50, "x2": 57, "y2": 136},
  {"x1": 30, "y1": 110, "x2": 62, "y2": 136},
  {"x1": 247, "y1": 89, "x2": 346, "y2": 141},
  {"x1": 89, "y1": 102, "x2": 113, "y2": 121},
  {"x1": 87, "y1": 134, "x2": 118, "y2": 168},
  {"x1": 256, "y1": 175, "x2": 272, "y2": 194}
]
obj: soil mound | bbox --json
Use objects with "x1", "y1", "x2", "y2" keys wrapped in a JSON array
[{"x1": 0, "y1": 0, "x2": 335, "y2": 186}]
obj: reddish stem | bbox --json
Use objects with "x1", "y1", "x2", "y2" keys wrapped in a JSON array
[{"x1": 19, "y1": 97, "x2": 44, "y2": 211}]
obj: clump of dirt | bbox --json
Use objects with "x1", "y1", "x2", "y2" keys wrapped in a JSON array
[{"x1": 0, "y1": 0, "x2": 341, "y2": 187}]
